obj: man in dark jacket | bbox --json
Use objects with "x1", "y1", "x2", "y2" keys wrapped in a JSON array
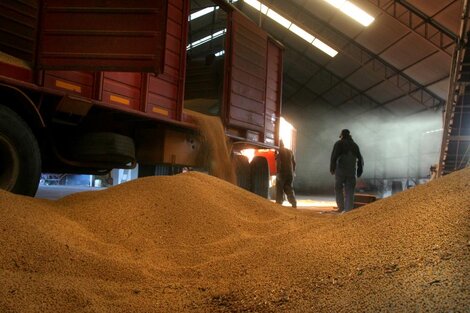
[
  {"x1": 276, "y1": 140, "x2": 297, "y2": 208},
  {"x1": 330, "y1": 129, "x2": 363, "y2": 213}
]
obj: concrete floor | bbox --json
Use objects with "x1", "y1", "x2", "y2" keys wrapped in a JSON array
[
  {"x1": 277, "y1": 195, "x2": 338, "y2": 213},
  {"x1": 36, "y1": 185, "x2": 106, "y2": 200},
  {"x1": 36, "y1": 185, "x2": 338, "y2": 213}
]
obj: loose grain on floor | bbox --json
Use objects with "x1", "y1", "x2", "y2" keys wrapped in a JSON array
[{"x1": 0, "y1": 168, "x2": 469, "y2": 312}]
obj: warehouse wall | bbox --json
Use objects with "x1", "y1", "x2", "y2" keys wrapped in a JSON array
[{"x1": 282, "y1": 89, "x2": 442, "y2": 195}]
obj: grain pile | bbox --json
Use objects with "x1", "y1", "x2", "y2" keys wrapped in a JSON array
[
  {"x1": 0, "y1": 168, "x2": 469, "y2": 312},
  {"x1": 0, "y1": 51, "x2": 31, "y2": 69}
]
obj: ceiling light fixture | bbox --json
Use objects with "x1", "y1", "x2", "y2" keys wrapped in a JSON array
[
  {"x1": 311, "y1": 38, "x2": 337, "y2": 57},
  {"x1": 323, "y1": 0, "x2": 374, "y2": 26},
  {"x1": 187, "y1": 29, "x2": 227, "y2": 50},
  {"x1": 243, "y1": 0, "x2": 338, "y2": 57},
  {"x1": 289, "y1": 24, "x2": 315, "y2": 43},
  {"x1": 188, "y1": 1, "x2": 238, "y2": 21},
  {"x1": 266, "y1": 9, "x2": 291, "y2": 29},
  {"x1": 189, "y1": 7, "x2": 216, "y2": 21}
]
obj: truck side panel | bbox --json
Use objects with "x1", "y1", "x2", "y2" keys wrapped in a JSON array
[
  {"x1": 145, "y1": 0, "x2": 187, "y2": 121},
  {"x1": 226, "y1": 10, "x2": 267, "y2": 133},
  {"x1": 40, "y1": 0, "x2": 187, "y2": 122},
  {"x1": 0, "y1": 0, "x2": 38, "y2": 64},
  {"x1": 43, "y1": 70, "x2": 95, "y2": 98},
  {"x1": 38, "y1": 0, "x2": 167, "y2": 73},
  {"x1": 265, "y1": 39, "x2": 283, "y2": 145},
  {"x1": 102, "y1": 72, "x2": 143, "y2": 111}
]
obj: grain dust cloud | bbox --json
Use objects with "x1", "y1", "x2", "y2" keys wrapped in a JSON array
[
  {"x1": 0, "y1": 165, "x2": 469, "y2": 312},
  {"x1": 185, "y1": 109, "x2": 236, "y2": 184},
  {"x1": 286, "y1": 105, "x2": 442, "y2": 194}
]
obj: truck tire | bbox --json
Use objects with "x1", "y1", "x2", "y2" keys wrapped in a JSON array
[
  {"x1": 0, "y1": 106, "x2": 41, "y2": 196},
  {"x1": 138, "y1": 164, "x2": 156, "y2": 177},
  {"x1": 155, "y1": 164, "x2": 183, "y2": 176},
  {"x1": 250, "y1": 156, "x2": 269, "y2": 198},
  {"x1": 70, "y1": 132, "x2": 135, "y2": 165},
  {"x1": 232, "y1": 154, "x2": 250, "y2": 191},
  {"x1": 138, "y1": 164, "x2": 183, "y2": 177}
]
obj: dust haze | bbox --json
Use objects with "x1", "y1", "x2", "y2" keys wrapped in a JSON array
[{"x1": 283, "y1": 103, "x2": 442, "y2": 195}]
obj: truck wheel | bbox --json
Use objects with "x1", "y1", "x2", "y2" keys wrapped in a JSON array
[
  {"x1": 232, "y1": 154, "x2": 250, "y2": 191},
  {"x1": 70, "y1": 132, "x2": 135, "y2": 165},
  {"x1": 138, "y1": 164, "x2": 183, "y2": 177},
  {"x1": 250, "y1": 156, "x2": 269, "y2": 198},
  {"x1": 0, "y1": 106, "x2": 41, "y2": 196},
  {"x1": 155, "y1": 164, "x2": 183, "y2": 176},
  {"x1": 138, "y1": 164, "x2": 156, "y2": 177}
]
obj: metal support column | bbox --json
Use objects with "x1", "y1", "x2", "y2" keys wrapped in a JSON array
[{"x1": 438, "y1": 0, "x2": 470, "y2": 176}]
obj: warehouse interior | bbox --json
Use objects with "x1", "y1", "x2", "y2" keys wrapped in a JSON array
[
  {"x1": 186, "y1": 0, "x2": 469, "y2": 196},
  {"x1": 1, "y1": 1, "x2": 469, "y2": 312},
  {"x1": 36, "y1": 0, "x2": 470, "y2": 198}
]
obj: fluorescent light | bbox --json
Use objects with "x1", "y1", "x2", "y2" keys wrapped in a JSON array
[
  {"x1": 215, "y1": 50, "x2": 225, "y2": 57},
  {"x1": 187, "y1": 29, "x2": 227, "y2": 50},
  {"x1": 244, "y1": 0, "x2": 268, "y2": 13},
  {"x1": 289, "y1": 24, "x2": 315, "y2": 43},
  {"x1": 213, "y1": 29, "x2": 225, "y2": 37},
  {"x1": 340, "y1": 2, "x2": 374, "y2": 26},
  {"x1": 324, "y1": 0, "x2": 374, "y2": 26},
  {"x1": 324, "y1": 0, "x2": 346, "y2": 8},
  {"x1": 244, "y1": 0, "x2": 261, "y2": 7},
  {"x1": 312, "y1": 38, "x2": 338, "y2": 57},
  {"x1": 266, "y1": 9, "x2": 291, "y2": 28},
  {"x1": 189, "y1": 7, "x2": 216, "y2": 21},
  {"x1": 189, "y1": 1, "x2": 239, "y2": 21},
  {"x1": 242, "y1": 0, "x2": 337, "y2": 57},
  {"x1": 261, "y1": 4, "x2": 268, "y2": 14}
]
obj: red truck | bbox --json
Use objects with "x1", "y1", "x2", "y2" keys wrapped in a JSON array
[{"x1": 0, "y1": 0, "x2": 283, "y2": 197}]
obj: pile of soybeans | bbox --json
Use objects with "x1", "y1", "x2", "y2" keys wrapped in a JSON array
[{"x1": 0, "y1": 168, "x2": 469, "y2": 312}]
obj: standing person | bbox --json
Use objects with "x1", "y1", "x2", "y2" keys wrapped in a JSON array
[
  {"x1": 429, "y1": 164, "x2": 438, "y2": 180},
  {"x1": 276, "y1": 140, "x2": 297, "y2": 208},
  {"x1": 330, "y1": 129, "x2": 363, "y2": 213}
]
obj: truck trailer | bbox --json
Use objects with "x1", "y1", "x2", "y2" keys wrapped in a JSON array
[{"x1": 0, "y1": 0, "x2": 283, "y2": 197}]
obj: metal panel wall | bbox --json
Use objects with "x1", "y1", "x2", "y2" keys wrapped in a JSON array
[
  {"x1": 38, "y1": 0, "x2": 167, "y2": 73},
  {"x1": 265, "y1": 39, "x2": 282, "y2": 145},
  {"x1": 146, "y1": 0, "x2": 187, "y2": 121},
  {"x1": 102, "y1": 72, "x2": 143, "y2": 111},
  {"x1": 43, "y1": 70, "x2": 95, "y2": 98},
  {"x1": 226, "y1": 10, "x2": 267, "y2": 132},
  {"x1": 0, "y1": 0, "x2": 38, "y2": 64}
]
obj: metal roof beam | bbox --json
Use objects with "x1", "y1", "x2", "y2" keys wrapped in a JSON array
[
  {"x1": 366, "y1": 0, "x2": 458, "y2": 56},
  {"x1": 378, "y1": 75, "x2": 449, "y2": 108},
  {"x1": 283, "y1": 43, "x2": 395, "y2": 116},
  {"x1": 254, "y1": 0, "x2": 446, "y2": 110},
  {"x1": 329, "y1": 27, "x2": 446, "y2": 109},
  {"x1": 316, "y1": 48, "x2": 443, "y2": 110},
  {"x1": 284, "y1": 72, "x2": 394, "y2": 125},
  {"x1": 438, "y1": 0, "x2": 470, "y2": 176}
]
